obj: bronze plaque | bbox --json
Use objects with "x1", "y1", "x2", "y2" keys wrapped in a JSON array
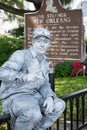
[{"x1": 24, "y1": 0, "x2": 85, "y2": 63}]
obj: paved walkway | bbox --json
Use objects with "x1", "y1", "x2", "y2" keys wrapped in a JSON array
[{"x1": 49, "y1": 121, "x2": 87, "y2": 130}]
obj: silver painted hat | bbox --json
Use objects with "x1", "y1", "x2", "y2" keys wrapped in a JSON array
[{"x1": 33, "y1": 28, "x2": 51, "y2": 39}]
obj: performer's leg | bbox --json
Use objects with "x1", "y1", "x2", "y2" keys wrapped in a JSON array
[
  {"x1": 35, "y1": 98, "x2": 65, "y2": 129},
  {"x1": 10, "y1": 95, "x2": 42, "y2": 130}
]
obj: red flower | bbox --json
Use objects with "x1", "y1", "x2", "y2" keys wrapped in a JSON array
[{"x1": 71, "y1": 61, "x2": 86, "y2": 76}]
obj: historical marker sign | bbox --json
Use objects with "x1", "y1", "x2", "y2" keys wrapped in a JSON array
[{"x1": 24, "y1": 0, "x2": 85, "y2": 64}]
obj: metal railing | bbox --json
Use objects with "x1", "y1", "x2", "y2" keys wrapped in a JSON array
[{"x1": 48, "y1": 88, "x2": 87, "y2": 130}]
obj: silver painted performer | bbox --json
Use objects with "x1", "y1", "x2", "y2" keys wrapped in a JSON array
[{"x1": 0, "y1": 28, "x2": 65, "y2": 130}]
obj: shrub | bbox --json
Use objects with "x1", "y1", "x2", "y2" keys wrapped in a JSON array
[
  {"x1": 55, "y1": 61, "x2": 73, "y2": 78},
  {"x1": 12, "y1": 26, "x2": 24, "y2": 38},
  {"x1": 0, "y1": 35, "x2": 23, "y2": 66}
]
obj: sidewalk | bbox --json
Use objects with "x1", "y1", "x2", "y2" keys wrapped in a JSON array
[{"x1": 50, "y1": 121, "x2": 87, "y2": 130}]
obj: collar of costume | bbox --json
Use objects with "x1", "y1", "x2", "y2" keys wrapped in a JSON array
[{"x1": 29, "y1": 47, "x2": 37, "y2": 58}]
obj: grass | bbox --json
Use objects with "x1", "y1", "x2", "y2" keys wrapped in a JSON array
[
  {"x1": 55, "y1": 76, "x2": 87, "y2": 97},
  {"x1": 55, "y1": 76, "x2": 87, "y2": 121}
]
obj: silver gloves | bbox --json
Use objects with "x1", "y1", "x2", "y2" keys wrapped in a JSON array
[{"x1": 43, "y1": 96, "x2": 54, "y2": 114}]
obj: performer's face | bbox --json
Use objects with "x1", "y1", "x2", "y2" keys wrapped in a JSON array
[{"x1": 32, "y1": 36, "x2": 50, "y2": 55}]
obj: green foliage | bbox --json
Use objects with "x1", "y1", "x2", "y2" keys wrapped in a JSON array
[
  {"x1": 55, "y1": 62, "x2": 73, "y2": 78},
  {"x1": 12, "y1": 26, "x2": 24, "y2": 38},
  {"x1": 0, "y1": 35, "x2": 23, "y2": 66},
  {"x1": 0, "y1": 123, "x2": 7, "y2": 130},
  {"x1": 84, "y1": 35, "x2": 87, "y2": 44},
  {"x1": 0, "y1": 0, "x2": 24, "y2": 9},
  {"x1": 55, "y1": 76, "x2": 87, "y2": 97}
]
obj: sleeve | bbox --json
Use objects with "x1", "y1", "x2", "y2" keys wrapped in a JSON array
[
  {"x1": 0, "y1": 50, "x2": 24, "y2": 82},
  {"x1": 39, "y1": 81, "x2": 56, "y2": 100}
]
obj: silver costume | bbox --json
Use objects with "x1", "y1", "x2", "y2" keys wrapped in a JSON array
[{"x1": 0, "y1": 28, "x2": 65, "y2": 130}]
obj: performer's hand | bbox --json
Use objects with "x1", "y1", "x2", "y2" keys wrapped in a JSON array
[{"x1": 43, "y1": 96, "x2": 54, "y2": 114}]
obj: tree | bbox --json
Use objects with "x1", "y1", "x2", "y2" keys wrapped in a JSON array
[{"x1": 0, "y1": 0, "x2": 72, "y2": 17}]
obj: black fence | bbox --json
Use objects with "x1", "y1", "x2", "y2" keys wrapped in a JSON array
[{"x1": 47, "y1": 88, "x2": 87, "y2": 130}]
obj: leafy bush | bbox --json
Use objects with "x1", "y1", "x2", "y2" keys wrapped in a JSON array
[
  {"x1": 12, "y1": 26, "x2": 24, "y2": 38},
  {"x1": 0, "y1": 35, "x2": 23, "y2": 66},
  {"x1": 55, "y1": 62, "x2": 73, "y2": 78}
]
